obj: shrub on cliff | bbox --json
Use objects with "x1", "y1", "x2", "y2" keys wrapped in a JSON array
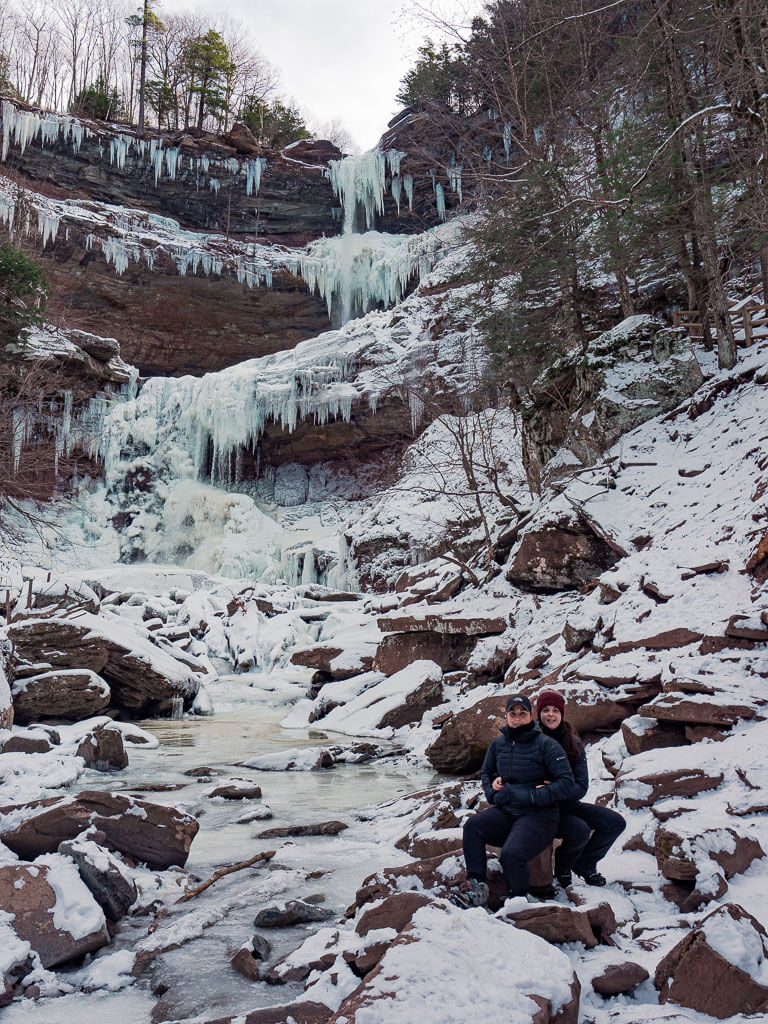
[{"x1": 0, "y1": 242, "x2": 47, "y2": 344}]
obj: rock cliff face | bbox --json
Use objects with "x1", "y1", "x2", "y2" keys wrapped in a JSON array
[
  {"x1": 1, "y1": 101, "x2": 340, "y2": 242},
  {"x1": 0, "y1": 101, "x2": 340, "y2": 374},
  {"x1": 41, "y1": 239, "x2": 331, "y2": 377}
]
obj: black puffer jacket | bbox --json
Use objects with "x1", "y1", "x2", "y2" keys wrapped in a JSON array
[
  {"x1": 481, "y1": 721, "x2": 575, "y2": 817},
  {"x1": 540, "y1": 721, "x2": 588, "y2": 803}
]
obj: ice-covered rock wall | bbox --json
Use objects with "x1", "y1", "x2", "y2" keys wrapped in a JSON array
[{"x1": 1, "y1": 100, "x2": 267, "y2": 198}]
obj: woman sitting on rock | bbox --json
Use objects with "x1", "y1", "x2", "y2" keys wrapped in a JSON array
[
  {"x1": 535, "y1": 689, "x2": 626, "y2": 887},
  {"x1": 453, "y1": 693, "x2": 575, "y2": 908}
]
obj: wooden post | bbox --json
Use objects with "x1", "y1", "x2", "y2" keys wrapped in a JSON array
[{"x1": 743, "y1": 306, "x2": 753, "y2": 347}]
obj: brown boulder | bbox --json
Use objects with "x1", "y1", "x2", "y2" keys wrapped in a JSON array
[
  {"x1": 290, "y1": 646, "x2": 343, "y2": 672},
  {"x1": 502, "y1": 902, "x2": 610, "y2": 949},
  {"x1": 1, "y1": 790, "x2": 198, "y2": 869},
  {"x1": 376, "y1": 669, "x2": 443, "y2": 729},
  {"x1": 506, "y1": 522, "x2": 623, "y2": 591},
  {"x1": 655, "y1": 823, "x2": 764, "y2": 909},
  {"x1": 606, "y1": 628, "x2": 703, "y2": 654},
  {"x1": 1, "y1": 734, "x2": 52, "y2": 754},
  {"x1": 746, "y1": 529, "x2": 768, "y2": 583},
  {"x1": 199, "y1": 1002, "x2": 332, "y2": 1024},
  {"x1": 373, "y1": 630, "x2": 475, "y2": 676},
  {"x1": 352, "y1": 850, "x2": 466, "y2": 912},
  {"x1": 12, "y1": 668, "x2": 111, "y2": 724},
  {"x1": 377, "y1": 612, "x2": 507, "y2": 635},
  {"x1": 8, "y1": 618, "x2": 109, "y2": 673},
  {"x1": 76, "y1": 724, "x2": 129, "y2": 771},
  {"x1": 726, "y1": 613, "x2": 768, "y2": 641},
  {"x1": 639, "y1": 693, "x2": 758, "y2": 727},
  {"x1": 425, "y1": 694, "x2": 504, "y2": 773},
  {"x1": 621, "y1": 715, "x2": 687, "y2": 755},
  {"x1": 591, "y1": 961, "x2": 649, "y2": 995},
  {"x1": 617, "y1": 767, "x2": 724, "y2": 809},
  {"x1": 0, "y1": 858, "x2": 109, "y2": 968},
  {"x1": 655, "y1": 903, "x2": 768, "y2": 1017},
  {"x1": 226, "y1": 122, "x2": 260, "y2": 155},
  {"x1": 284, "y1": 139, "x2": 343, "y2": 164},
  {"x1": 354, "y1": 891, "x2": 432, "y2": 936}
]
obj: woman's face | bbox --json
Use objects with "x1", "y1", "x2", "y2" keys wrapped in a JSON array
[{"x1": 539, "y1": 704, "x2": 563, "y2": 729}]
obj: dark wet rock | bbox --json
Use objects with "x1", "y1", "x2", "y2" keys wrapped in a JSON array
[
  {"x1": 255, "y1": 820, "x2": 347, "y2": 838},
  {"x1": 208, "y1": 780, "x2": 263, "y2": 800},
  {"x1": 591, "y1": 961, "x2": 649, "y2": 996},
  {"x1": 76, "y1": 724, "x2": 129, "y2": 771},
  {"x1": 254, "y1": 899, "x2": 336, "y2": 928}
]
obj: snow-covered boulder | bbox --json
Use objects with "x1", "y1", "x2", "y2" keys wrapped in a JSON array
[
  {"x1": 654, "y1": 903, "x2": 768, "y2": 1017},
  {"x1": 11, "y1": 668, "x2": 110, "y2": 724},
  {"x1": 0, "y1": 854, "x2": 110, "y2": 968},
  {"x1": 0, "y1": 790, "x2": 199, "y2": 869},
  {"x1": 58, "y1": 834, "x2": 137, "y2": 922},
  {"x1": 331, "y1": 903, "x2": 580, "y2": 1024}
]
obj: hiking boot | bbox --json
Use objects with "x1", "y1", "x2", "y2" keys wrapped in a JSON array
[
  {"x1": 449, "y1": 878, "x2": 489, "y2": 909},
  {"x1": 580, "y1": 870, "x2": 607, "y2": 887},
  {"x1": 556, "y1": 870, "x2": 572, "y2": 888}
]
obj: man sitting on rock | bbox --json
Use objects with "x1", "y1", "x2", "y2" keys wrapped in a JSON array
[{"x1": 451, "y1": 694, "x2": 575, "y2": 909}]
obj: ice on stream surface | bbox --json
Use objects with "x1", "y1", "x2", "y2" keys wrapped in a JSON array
[{"x1": 1, "y1": 664, "x2": 436, "y2": 1023}]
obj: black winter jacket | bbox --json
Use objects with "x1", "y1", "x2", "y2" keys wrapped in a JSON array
[
  {"x1": 481, "y1": 721, "x2": 575, "y2": 817},
  {"x1": 540, "y1": 722, "x2": 589, "y2": 804}
]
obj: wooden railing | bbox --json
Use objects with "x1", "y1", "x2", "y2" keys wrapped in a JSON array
[{"x1": 673, "y1": 289, "x2": 768, "y2": 348}]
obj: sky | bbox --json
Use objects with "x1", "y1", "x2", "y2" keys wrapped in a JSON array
[{"x1": 167, "y1": 0, "x2": 482, "y2": 152}]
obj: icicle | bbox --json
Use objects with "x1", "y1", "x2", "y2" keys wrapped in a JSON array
[
  {"x1": 447, "y1": 166, "x2": 463, "y2": 203},
  {"x1": 326, "y1": 148, "x2": 405, "y2": 230},
  {"x1": 150, "y1": 139, "x2": 164, "y2": 184},
  {"x1": 298, "y1": 226, "x2": 446, "y2": 318},
  {"x1": 109, "y1": 135, "x2": 132, "y2": 169},
  {"x1": 503, "y1": 123, "x2": 512, "y2": 159},
  {"x1": 435, "y1": 183, "x2": 446, "y2": 220},
  {"x1": 403, "y1": 174, "x2": 414, "y2": 211},
  {"x1": 391, "y1": 175, "x2": 402, "y2": 214},
  {"x1": 37, "y1": 210, "x2": 60, "y2": 248},
  {"x1": 209, "y1": 178, "x2": 221, "y2": 194},
  {"x1": 165, "y1": 147, "x2": 181, "y2": 179},
  {"x1": 245, "y1": 157, "x2": 267, "y2": 196}
]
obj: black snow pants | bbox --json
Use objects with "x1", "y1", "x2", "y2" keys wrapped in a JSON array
[
  {"x1": 462, "y1": 805, "x2": 559, "y2": 898},
  {"x1": 555, "y1": 801, "x2": 626, "y2": 876}
]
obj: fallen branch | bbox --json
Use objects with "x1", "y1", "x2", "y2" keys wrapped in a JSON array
[{"x1": 175, "y1": 849, "x2": 276, "y2": 904}]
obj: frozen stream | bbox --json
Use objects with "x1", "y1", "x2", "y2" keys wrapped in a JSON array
[{"x1": 5, "y1": 675, "x2": 437, "y2": 1024}]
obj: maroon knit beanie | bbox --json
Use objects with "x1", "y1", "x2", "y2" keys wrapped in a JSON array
[{"x1": 536, "y1": 689, "x2": 566, "y2": 718}]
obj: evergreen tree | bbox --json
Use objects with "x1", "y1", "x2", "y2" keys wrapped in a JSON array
[
  {"x1": 239, "y1": 96, "x2": 312, "y2": 148},
  {"x1": 0, "y1": 242, "x2": 48, "y2": 344},
  {"x1": 183, "y1": 29, "x2": 235, "y2": 130}
]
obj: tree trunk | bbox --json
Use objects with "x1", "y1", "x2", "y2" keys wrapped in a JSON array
[{"x1": 138, "y1": 0, "x2": 149, "y2": 136}]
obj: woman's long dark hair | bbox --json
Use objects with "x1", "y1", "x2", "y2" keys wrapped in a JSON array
[{"x1": 539, "y1": 718, "x2": 584, "y2": 765}]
